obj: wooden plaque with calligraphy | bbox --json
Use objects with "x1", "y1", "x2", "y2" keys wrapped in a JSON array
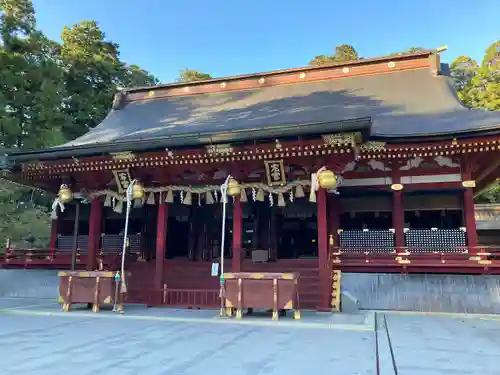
[
  {"x1": 112, "y1": 169, "x2": 132, "y2": 193},
  {"x1": 264, "y1": 160, "x2": 286, "y2": 186}
]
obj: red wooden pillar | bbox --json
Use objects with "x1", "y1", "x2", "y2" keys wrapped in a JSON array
[
  {"x1": 328, "y1": 194, "x2": 341, "y2": 247},
  {"x1": 154, "y1": 201, "x2": 168, "y2": 304},
  {"x1": 87, "y1": 199, "x2": 102, "y2": 270},
  {"x1": 232, "y1": 197, "x2": 243, "y2": 272},
  {"x1": 392, "y1": 189, "x2": 405, "y2": 250},
  {"x1": 49, "y1": 219, "x2": 58, "y2": 258},
  {"x1": 317, "y1": 188, "x2": 330, "y2": 311},
  {"x1": 462, "y1": 164, "x2": 478, "y2": 254}
]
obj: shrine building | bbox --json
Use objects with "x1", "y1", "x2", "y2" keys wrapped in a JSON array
[{"x1": 3, "y1": 49, "x2": 500, "y2": 311}]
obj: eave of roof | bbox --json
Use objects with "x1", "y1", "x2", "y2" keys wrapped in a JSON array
[{"x1": 8, "y1": 118, "x2": 372, "y2": 162}]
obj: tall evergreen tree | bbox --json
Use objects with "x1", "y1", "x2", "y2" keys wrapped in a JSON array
[
  {"x1": 177, "y1": 69, "x2": 212, "y2": 82},
  {"x1": 309, "y1": 44, "x2": 359, "y2": 66}
]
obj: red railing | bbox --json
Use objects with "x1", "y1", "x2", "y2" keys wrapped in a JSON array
[
  {"x1": 329, "y1": 246, "x2": 500, "y2": 273},
  {"x1": 133, "y1": 287, "x2": 220, "y2": 308},
  {"x1": 1, "y1": 247, "x2": 124, "y2": 269}
]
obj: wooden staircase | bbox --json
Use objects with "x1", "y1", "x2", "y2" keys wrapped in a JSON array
[{"x1": 126, "y1": 258, "x2": 321, "y2": 310}]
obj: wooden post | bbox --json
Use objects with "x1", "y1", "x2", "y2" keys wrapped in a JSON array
[
  {"x1": 71, "y1": 202, "x2": 80, "y2": 271},
  {"x1": 317, "y1": 188, "x2": 330, "y2": 311},
  {"x1": 392, "y1": 185, "x2": 405, "y2": 251},
  {"x1": 154, "y1": 201, "x2": 168, "y2": 305},
  {"x1": 87, "y1": 199, "x2": 102, "y2": 270},
  {"x1": 232, "y1": 196, "x2": 243, "y2": 272},
  {"x1": 270, "y1": 207, "x2": 278, "y2": 261},
  {"x1": 328, "y1": 194, "x2": 341, "y2": 247},
  {"x1": 49, "y1": 219, "x2": 58, "y2": 259},
  {"x1": 92, "y1": 277, "x2": 100, "y2": 313},
  {"x1": 462, "y1": 163, "x2": 478, "y2": 254}
]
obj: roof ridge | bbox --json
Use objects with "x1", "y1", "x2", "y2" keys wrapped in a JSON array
[{"x1": 124, "y1": 50, "x2": 435, "y2": 94}]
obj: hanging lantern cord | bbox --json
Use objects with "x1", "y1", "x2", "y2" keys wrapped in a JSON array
[
  {"x1": 219, "y1": 175, "x2": 231, "y2": 317},
  {"x1": 118, "y1": 179, "x2": 136, "y2": 313}
]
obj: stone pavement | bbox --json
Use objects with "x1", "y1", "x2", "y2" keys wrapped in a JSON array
[{"x1": 0, "y1": 298, "x2": 500, "y2": 375}]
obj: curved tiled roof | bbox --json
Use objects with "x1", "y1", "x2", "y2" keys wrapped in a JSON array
[
  {"x1": 7, "y1": 52, "x2": 500, "y2": 161},
  {"x1": 64, "y1": 68, "x2": 499, "y2": 148}
]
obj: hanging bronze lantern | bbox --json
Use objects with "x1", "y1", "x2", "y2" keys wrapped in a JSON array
[
  {"x1": 132, "y1": 181, "x2": 145, "y2": 200},
  {"x1": 58, "y1": 184, "x2": 73, "y2": 204},
  {"x1": 227, "y1": 178, "x2": 241, "y2": 197},
  {"x1": 318, "y1": 170, "x2": 337, "y2": 190}
]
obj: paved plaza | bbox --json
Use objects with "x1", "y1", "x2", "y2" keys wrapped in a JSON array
[{"x1": 0, "y1": 298, "x2": 499, "y2": 375}]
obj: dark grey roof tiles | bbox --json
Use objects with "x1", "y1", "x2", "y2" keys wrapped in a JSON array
[{"x1": 61, "y1": 68, "x2": 500, "y2": 147}]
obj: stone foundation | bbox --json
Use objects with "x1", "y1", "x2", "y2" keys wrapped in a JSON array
[
  {"x1": 342, "y1": 273, "x2": 500, "y2": 314},
  {"x1": 0, "y1": 269, "x2": 59, "y2": 299},
  {"x1": 2, "y1": 269, "x2": 500, "y2": 314}
]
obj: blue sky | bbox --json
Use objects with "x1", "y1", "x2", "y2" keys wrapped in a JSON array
[{"x1": 33, "y1": 0, "x2": 498, "y2": 83}]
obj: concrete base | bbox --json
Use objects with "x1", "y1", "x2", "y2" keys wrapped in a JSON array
[
  {"x1": 342, "y1": 273, "x2": 500, "y2": 314},
  {"x1": 0, "y1": 269, "x2": 59, "y2": 299},
  {"x1": 3, "y1": 269, "x2": 500, "y2": 314},
  {"x1": 341, "y1": 291, "x2": 360, "y2": 313}
]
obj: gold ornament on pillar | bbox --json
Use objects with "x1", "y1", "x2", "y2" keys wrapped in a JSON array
[
  {"x1": 227, "y1": 178, "x2": 241, "y2": 197},
  {"x1": 391, "y1": 183, "x2": 404, "y2": 191},
  {"x1": 58, "y1": 184, "x2": 73, "y2": 204},
  {"x1": 462, "y1": 180, "x2": 476, "y2": 188},
  {"x1": 318, "y1": 169, "x2": 337, "y2": 190}
]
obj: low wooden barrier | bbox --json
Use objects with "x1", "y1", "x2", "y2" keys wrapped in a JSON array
[
  {"x1": 139, "y1": 287, "x2": 219, "y2": 308},
  {"x1": 223, "y1": 272, "x2": 301, "y2": 320}
]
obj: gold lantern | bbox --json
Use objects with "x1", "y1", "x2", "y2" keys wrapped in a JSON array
[
  {"x1": 58, "y1": 184, "x2": 73, "y2": 204},
  {"x1": 132, "y1": 181, "x2": 145, "y2": 200},
  {"x1": 227, "y1": 178, "x2": 241, "y2": 197},
  {"x1": 318, "y1": 170, "x2": 337, "y2": 190}
]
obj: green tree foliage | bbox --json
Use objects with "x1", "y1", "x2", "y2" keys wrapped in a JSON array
[
  {"x1": 0, "y1": 0, "x2": 158, "y2": 247},
  {"x1": 309, "y1": 44, "x2": 359, "y2": 66},
  {"x1": 60, "y1": 20, "x2": 158, "y2": 139},
  {"x1": 0, "y1": 0, "x2": 66, "y2": 148},
  {"x1": 0, "y1": 180, "x2": 52, "y2": 249},
  {"x1": 390, "y1": 47, "x2": 427, "y2": 56},
  {"x1": 177, "y1": 69, "x2": 212, "y2": 82},
  {"x1": 451, "y1": 41, "x2": 500, "y2": 202},
  {"x1": 451, "y1": 41, "x2": 499, "y2": 111}
]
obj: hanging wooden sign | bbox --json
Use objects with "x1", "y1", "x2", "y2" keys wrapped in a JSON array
[
  {"x1": 112, "y1": 169, "x2": 132, "y2": 193},
  {"x1": 264, "y1": 160, "x2": 286, "y2": 186}
]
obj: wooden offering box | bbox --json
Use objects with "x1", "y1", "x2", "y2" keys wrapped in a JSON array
[
  {"x1": 224, "y1": 272, "x2": 300, "y2": 320},
  {"x1": 58, "y1": 271, "x2": 123, "y2": 313}
]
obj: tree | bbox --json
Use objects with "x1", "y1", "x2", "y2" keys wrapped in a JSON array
[
  {"x1": 60, "y1": 21, "x2": 126, "y2": 139},
  {"x1": 452, "y1": 41, "x2": 500, "y2": 202},
  {"x1": 309, "y1": 44, "x2": 359, "y2": 66},
  {"x1": 406, "y1": 47, "x2": 426, "y2": 53},
  {"x1": 177, "y1": 69, "x2": 212, "y2": 82},
  {"x1": 120, "y1": 64, "x2": 159, "y2": 88},
  {"x1": 59, "y1": 21, "x2": 159, "y2": 140},
  {"x1": 0, "y1": 0, "x2": 67, "y2": 149},
  {"x1": 0, "y1": 0, "x2": 159, "y2": 248},
  {"x1": 450, "y1": 41, "x2": 499, "y2": 112},
  {"x1": 390, "y1": 47, "x2": 427, "y2": 56},
  {"x1": 0, "y1": 180, "x2": 52, "y2": 249}
]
